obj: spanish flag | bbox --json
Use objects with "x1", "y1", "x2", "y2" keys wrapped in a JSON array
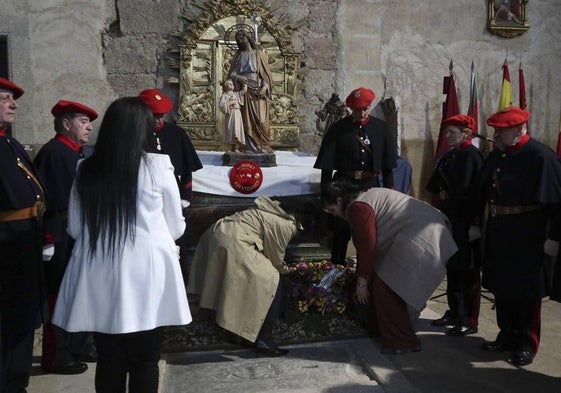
[{"x1": 498, "y1": 59, "x2": 513, "y2": 110}]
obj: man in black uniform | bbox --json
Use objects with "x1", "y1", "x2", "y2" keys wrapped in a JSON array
[
  {"x1": 138, "y1": 89, "x2": 203, "y2": 282},
  {"x1": 476, "y1": 106, "x2": 561, "y2": 366},
  {"x1": 426, "y1": 114, "x2": 484, "y2": 336},
  {"x1": 0, "y1": 77, "x2": 46, "y2": 392},
  {"x1": 34, "y1": 100, "x2": 99, "y2": 375},
  {"x1": 314, "y1": 87, "x2": 397, "y2": 264}
]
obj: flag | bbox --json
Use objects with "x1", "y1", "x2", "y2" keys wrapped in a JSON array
[
  {"x1": 498, "y1": 58, "x2": 513, "y2": 110},
  {"x1": 519, "y1": 62, "x2": 527, "y2": 110},
  {"x1": 434, "y1": 59, "x2": 460, "y2": 165},
  {"x1": 467, "y1": 61, "x2": 479, "y2": 148}
]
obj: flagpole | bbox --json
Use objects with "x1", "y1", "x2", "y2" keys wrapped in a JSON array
[
  {"x1": 557, "y1": 106, "x2": 561, "y2": 158},
  {"x1": 468, "y1": 60, "x2": 480, "y2": 149}
]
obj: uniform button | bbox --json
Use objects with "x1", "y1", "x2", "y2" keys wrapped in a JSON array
[
  {"x1": 27, "y1": 175, "x2": 31, "y2": 179},
  {"x1": 490, "y1": 199, "x2": 495, "y2": 203},
  {"x1": 361, "y1": 149, "x2": 365, "y2": 153},
  {"x1": 361, "y1": 161, "x2": 365, "y2": 165},
  {"x1": 501, "y1": 153, "x2": 506, "y2": 158},
  {"x1": 36, "y1": 195, "x2": 41, "y2": 200},
  {"x1": 492, "y1": 184, "x2": 496, "y2": 188},
  {"x1": 496, "y1": 168, "x2": 501, "y2": 172}
]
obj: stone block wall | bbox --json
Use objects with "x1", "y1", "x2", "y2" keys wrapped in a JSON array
[{"x1": 2, "y1": 0, "x2": 561, "y2": 198}]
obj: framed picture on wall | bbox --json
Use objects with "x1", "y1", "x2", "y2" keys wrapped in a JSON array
[{"x1": 488, "y1": 0, "x2": 530, "y2": 38}]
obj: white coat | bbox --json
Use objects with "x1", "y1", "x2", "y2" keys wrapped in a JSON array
[{"x1": 53, "y1": 153, "x2": 192, "y2": 334}]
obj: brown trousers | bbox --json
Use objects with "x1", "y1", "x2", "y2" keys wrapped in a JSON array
[{"x1": 368, "y1": 272, "x2": 420, "y2": 350}]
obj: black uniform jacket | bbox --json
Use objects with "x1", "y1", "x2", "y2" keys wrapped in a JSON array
[
  {"x1": 33, "y1": 136, "x2": 83, "y2": 291},
  {"x1": 0, "y1": 133, "x2": 46, "y2": 329},
  {"x1": 314, "y1": 115, "x2": 397, "y2": 173},
  {"x1": 149, "y1": 122, "x2": 202, "y2": 201},
  {"x1": 427, "y1": 143, "x2": 485, "y2": 237},
  {"x1": 476, "y1": 138, "x2": 561, "y2": 299}
]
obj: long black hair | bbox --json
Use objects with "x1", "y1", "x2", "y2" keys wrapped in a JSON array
[{"x1": 75, "y1": 97, "x2": 154, "y2": 258}]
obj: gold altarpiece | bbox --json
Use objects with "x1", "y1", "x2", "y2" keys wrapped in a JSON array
[{"x1": 168, "y1": 1, "x2": 301, "y2": 151}]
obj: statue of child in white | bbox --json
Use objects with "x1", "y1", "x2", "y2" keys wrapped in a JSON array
[{"x1": 219, "y1": 79, "x2": 247, "y2": 152}]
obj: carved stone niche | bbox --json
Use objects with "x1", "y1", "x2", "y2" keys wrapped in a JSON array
[{"x1": 170, "y1": 3, "x2": 301, "y2": 151}]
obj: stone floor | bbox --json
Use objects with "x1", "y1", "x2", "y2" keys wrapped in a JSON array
[{"x1": 28, "y1": 278, "x2": 561, "y2": 393}]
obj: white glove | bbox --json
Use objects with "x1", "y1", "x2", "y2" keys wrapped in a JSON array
[
  {"x1": 176, "y1": 245, "x2": 181, "y2": 259},
  {"x1": 181, "y1": 199, "x2": 191, "y2": 209},
  {"x1": 42, "y1": 244, "x2": 55, "y2": 261},
  {"x1": 468, "y1": 226, "x2": 482, "y2": 242},
  {"x1": 544, "y1": 239, "x2": 559, "y2": 256}
]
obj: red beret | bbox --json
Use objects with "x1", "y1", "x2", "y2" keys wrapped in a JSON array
[
  {"x1": 51, "y1": 100, "x2": 98, "y2": 121},
  {"x1": 138, "y1": 89, "x2": 173, "y2": 114},
  {"x1": 345, "y1": 87, "x2": 375, "y2": 110},
  {"x1": 441, "y1": 114, "x2": 475, "y2": 130},
  {"x1": 487, "y1": 106, "x2": 530, "y2": 128},
  {"x1": 0, "y1": 77, "x2": 24, "y2": 99}
]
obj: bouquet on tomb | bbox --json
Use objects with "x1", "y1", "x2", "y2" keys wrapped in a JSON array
[{"x1": 282, "y1": 260, "x2": 357, "y2": 316}]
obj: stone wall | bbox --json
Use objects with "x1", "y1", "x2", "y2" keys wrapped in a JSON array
[{"x1": 2, "y1": 0, "x2": 561, "y2": 198}]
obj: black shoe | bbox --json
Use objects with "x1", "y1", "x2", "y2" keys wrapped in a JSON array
[
  {"x1": 43, "y1": 361, "x2": 88, "y2": 375},
  {"x1": 72, "y1": 350, "x2": 98, "y2": 363},
  {"x1": 508, "y1": 350, "x2": 535, "y2": 366},
  {"x1": 381, "y1": 345, "x2": 422, "y2": 355},
  {"x1": 481, "y1": 340, "x2": 514, "y2": 352},
  {"x1": 254, "y1": 339, "x2": 289, "y2": 357},
  {"x1": 446, "y1": 325, "x2": 478, "y2": 336},
  {"x1": 430, "y1": 314, "x2": 454, "y2": 327}
]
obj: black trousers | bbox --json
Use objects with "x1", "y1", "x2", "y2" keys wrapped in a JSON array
[
  {"x1": 42, "y1": 294, "x2": 92, "y2": 368},
  {"x1": 494, "y1": 296, "x2": 541, "y2": 353},
  {"x1": 0, "y1": 326, "x2": 34, "y2": 393},
  {"x1": 93, "y1": 328, "x2": 163, "y2": 393},
  {"x1": 326, "y1": 173, "x2": 380, "y2": 265},
  {"x1": 445, "y1": 240, "x2": 481, "y2": 328}
]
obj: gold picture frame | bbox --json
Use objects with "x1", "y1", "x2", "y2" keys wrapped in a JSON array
[{"x1": 488, "y1": 0, "x2": 530, "y2": 38}]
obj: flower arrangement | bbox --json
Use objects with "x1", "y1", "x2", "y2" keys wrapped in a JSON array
[{"x1": 282, "y1": 260, "x2": 357, "y2": 316}]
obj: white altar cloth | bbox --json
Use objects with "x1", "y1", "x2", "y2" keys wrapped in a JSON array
[{"x1": 193, "y1": 151, "x2": 321, "y2": 197}]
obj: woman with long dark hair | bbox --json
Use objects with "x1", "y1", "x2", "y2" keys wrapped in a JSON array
[{"x1": 53, "y1": 97, "x2": 191, "y2": 392}]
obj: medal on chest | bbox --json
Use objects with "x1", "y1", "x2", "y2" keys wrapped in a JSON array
[{"x1": 154, "y1": 133, "x2": 162, "y2": 151}]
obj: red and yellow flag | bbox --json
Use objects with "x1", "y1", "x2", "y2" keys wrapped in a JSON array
[{"x1": 498, "y1": 59, "x2": 513, "y2": 110}]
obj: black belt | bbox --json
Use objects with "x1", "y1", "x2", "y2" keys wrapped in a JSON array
[
  {"x1": 340, "y1": 170, "x2": 378, "y2": 180},
  {"x1": 489, "y1": 204, "x2": 542, "y2": 217}
]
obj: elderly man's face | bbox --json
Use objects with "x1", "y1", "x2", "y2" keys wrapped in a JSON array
[
  {"x1": 494, "y1": 125, "x2": 523, "y2": 151},
  {"x1": 0, "y1": 88, "x2": 19, "y2": 129},
  {"x1": 351, "y1": 106, "x2": 370, "y2": 123},
  {"x1": 445, "y1": 125, "x2": 468, "y2": 148},
  {"x1": 63, "y1": 114, "x2": 93, "y2": 146}
]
